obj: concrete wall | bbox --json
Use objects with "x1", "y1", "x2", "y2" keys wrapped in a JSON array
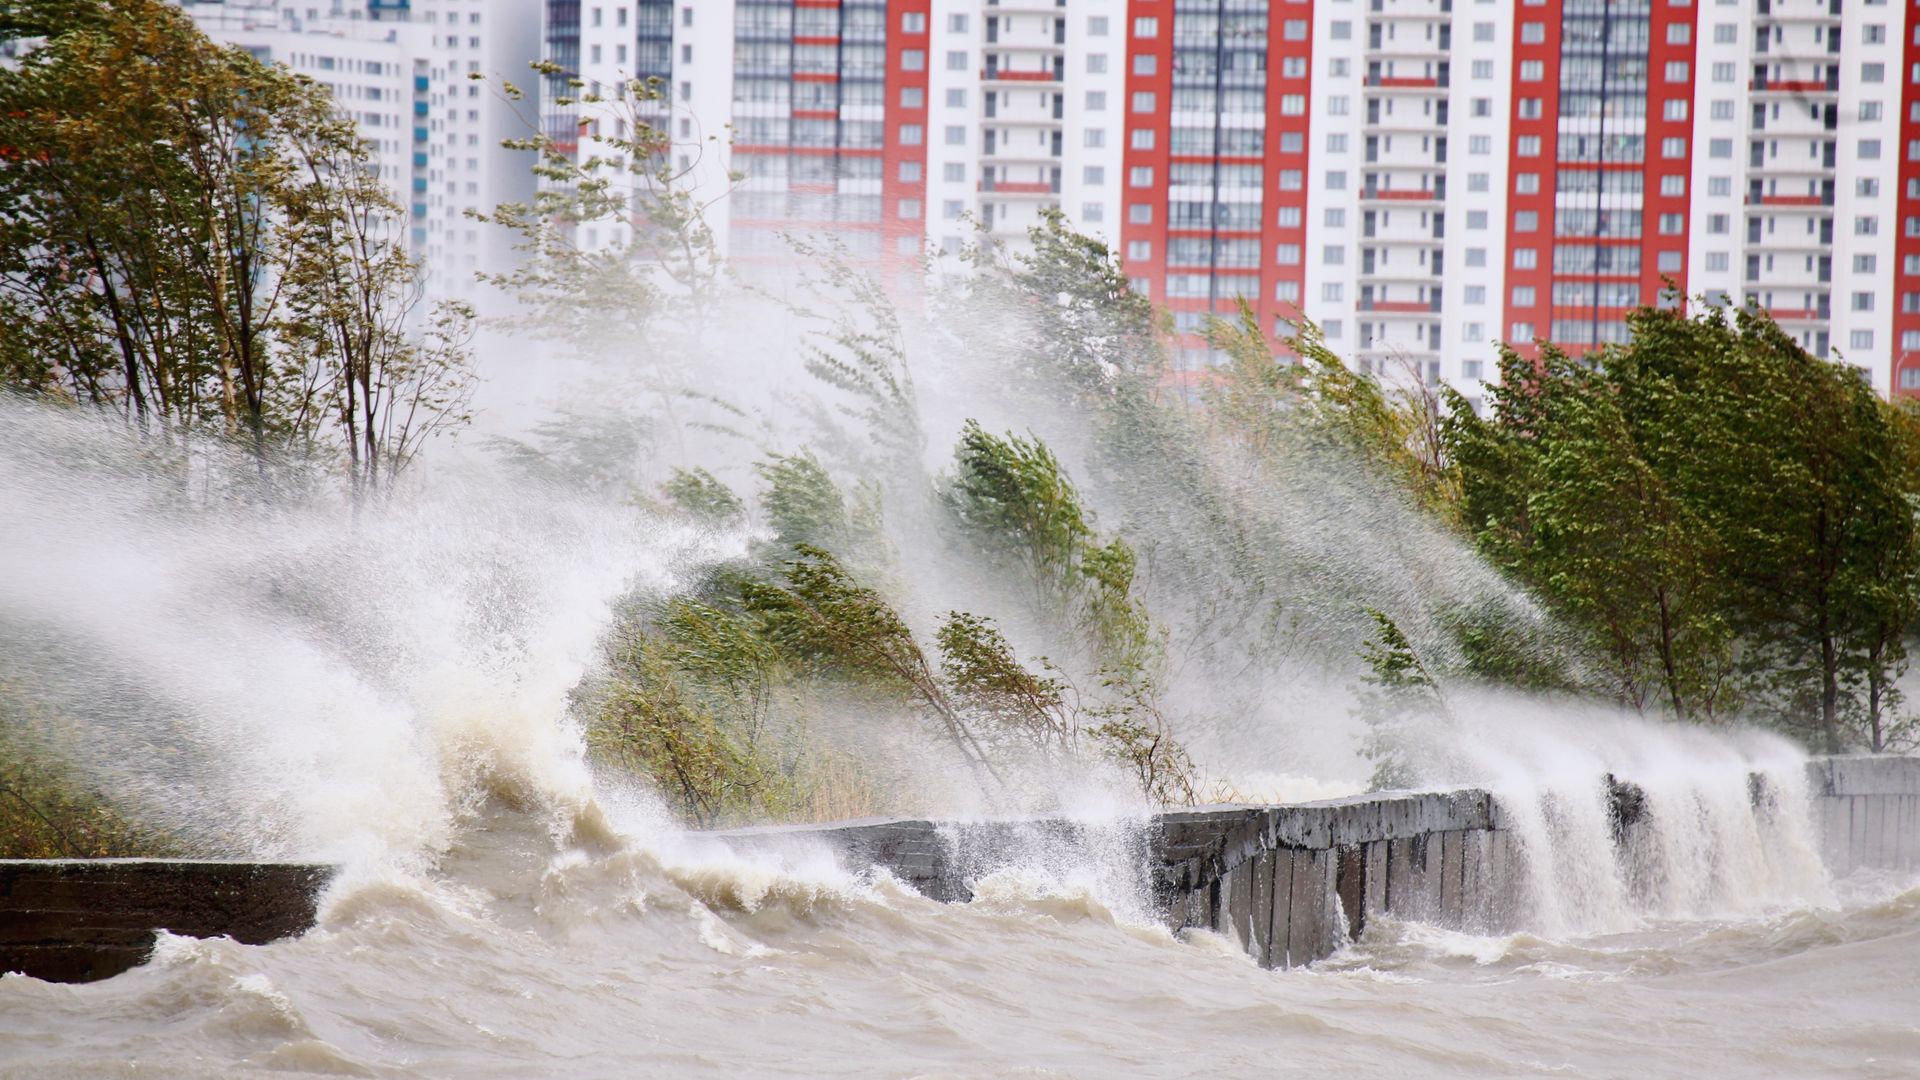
[
  {"x1": 6, "y1": 757, "x2": 1915, "y2": 983},
  {"x1": 1807, "y1": 756, "x2": 1920, "y2": 877},
  {"x1": 723, "y1": 757, "x2": 1920, "y2": 970},
  {"x1": 0, "y1": 860, "x2": 331, "y2": 983}
]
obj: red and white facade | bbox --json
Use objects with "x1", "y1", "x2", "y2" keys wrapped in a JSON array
[{"x1": 545, "y1": 0, "x2": 1920, "y2": 399}]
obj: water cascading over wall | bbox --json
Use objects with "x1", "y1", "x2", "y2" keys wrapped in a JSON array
[{"x1": 722, "y1": 756, "x2": 1920, "y2": 969}]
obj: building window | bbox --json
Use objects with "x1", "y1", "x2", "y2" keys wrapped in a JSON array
[
  {"x1": 1861, "y1": 140, "x2": 1883, "y2": 160},
  {"x1": 899, "y1": 124, "x2": 923, "y2": 145},
  {"x1": 1323, "y1": 245, "x2": 1345, "y2": 266},
  {"x1": 1664, "y1": 100, "x2": 1689, "y2": 122},
  {"x1": 1129, "y1": 166, "x2": 1153, "y2": 188},
  {"x1": 1130, "y1": 129, "x2": 1154, "y2": 150},
  {"x1": 1468, "y1": 210, "x2": 1489, "y2": 230},
  {"x1": 1864, "y1": 63, "x2": 1887, "y2": 83},
  {"x1": 1852, "y1": 330, "x2": 1875, "y2": 350},
  {"x1": 1520, "y1": 61, "x2": 1544, "y2": 82},
  {"x1": 942, "y1": 200, "x2": 963, "y2": 220},
  {"x1": 1132, "y1": 17, "x2": 1158, "y2": 38},
  {"x1": 1276, "y1": 244, "x2": 1302, "y2": 265},
  {"x1": 1519, "y1": 23, "x2": 1545, "y2": 44},
  {"x1": 1709, "y1": 139, "x2": 1733, "y2": 159},
  {"x1": 1083, "y1": 166, "x2": 1105, "y2": 184},
  {"x1": 946, "y1": 51, "x2": 967, "y2": 71},
  {"x1": 1323, "y1": 282, "x2": 1345, "y2": 302},
  {"x1": 1126, "y1": 241, "x2": 1150, "y2": 260},
  {"x1": 898, "y1": 199, "x2": 921, "y2": 220},
  {"x1": 1463, "y1": 359, "x2": 1485, "y2": 379},
  {"x1": 1662, "y1": 137, "x2": 1686, "y2": 159},
  {"x1": 1128, "y1": 204, "x2": 1153, "y2": 224},
  {"x1": 901, "y1": 50, "x2": 925, "y2": 71},
  {"x1": 1465, "y1": 285, "x2": 1487, "y2": 305},
  {"x1": 1281, "y1": 95, "x2": 1307, "y2": 116},
  {"x1": 1131, "y1": 92, "x2": 1156, "y2": 113},
  {"x1": 1657, "y1": 251, "x2": 1682, "y2": 272},
  {"x1": 1512, "y1": 286, "x2": 1537, "y2": 307},
  {"x1": 1470, "y1": 135, "x2": 1492, "y2": 155},
  {"x1": 1326, "y1": 170, "x2": 1347, "y2": 190},
  {"x1": 1707, "y1": 214, "x2": 1729, "y2": 234},
  {"x1": 1082, "y1": 203, "x2": 1104, "y2": 223},
  {"x1": 1330, "y1": 20, "x2": 1352, "y2": 40},
  {"x1": 1511, "y1": 322, "x2": 1535, "y2": 340},
  {"x1": 943, "y1": 163, "x2": 966, "y2": 182},
  {"x1": 1279, "y1": 170, "x2": 1303, "y2": 190},
  {"x1": 1513, "y1": 248, "x2": 1537, "y2": 269},
  {"x1": 1853, "y1": 291, "x2": 1877, "y2": 312},
  {"x1": 944, "y1": 126, "x2": 965, "y2": 146},
  {"x1": 902, "y1": 13, "x2": 925, "y2": 33},
  {"x1": 1472, "y1": 173, "x2": 1493, "y2": 193},
  {"x1": 1706, "y1": 252, "x2": 1730, "y2": 271},
  {"x1": 1086, "y1": 91, "x2": 1106, "y2": 111},
  {"x1": 1087, "y1": 16, "x2": 1105, "y2": 36},
  {"x1": 1664, "y1": 61, "x2": 1690, "y2": 83},
  {"x1": 1514, "y1": 211, "x2": 1539, "y2": 232}
]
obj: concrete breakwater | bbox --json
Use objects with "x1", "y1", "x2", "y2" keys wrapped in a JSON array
[
  {"x1": 3, "y1": 757, "x2": 1916, "y2": 982},
  {"x1": 725, "y1": 756, "x2": 1920, "y2": 969},
  {"x1": 0, "y1": 860, "x2": 332, "y2": 983}
]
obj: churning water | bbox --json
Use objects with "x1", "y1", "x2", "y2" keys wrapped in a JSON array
[{"x1": 1, "y1": 402, "x2": 1917, "y2": 1078}]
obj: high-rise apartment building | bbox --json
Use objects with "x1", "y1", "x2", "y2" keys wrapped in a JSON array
[
  {"x1": 523, "y1": 0, "x2": 1920, "y2": 400},
  {"x1": 181, "y1": 0, "x2": 539, "y2": 294}
]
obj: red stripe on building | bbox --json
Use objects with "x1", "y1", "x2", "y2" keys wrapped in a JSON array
[
  {"x1": 881, "y1": 0, "x2": 931, "y2": 271},
  {"x1": 1894, "y1": 6, "x2": 1920, "y2": 396},
  {"x1": 1501, "y1": 7, "x2": 1562, "y2": 361}
]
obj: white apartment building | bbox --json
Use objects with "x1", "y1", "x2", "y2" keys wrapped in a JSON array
[
  {"x1": 180, "y1": 0, "x2": 538, "y2": 295},
  {"x1": 534, "y1": 0, "x2": 1920, "y2": 399}
]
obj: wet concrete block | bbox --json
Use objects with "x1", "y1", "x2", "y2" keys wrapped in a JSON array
[
  {"x1": 1250, "y1": 850, "x2": 1275, "y2": 964},
  {"x1": 1439, "y1": 831, "x2": 1465, "y2": 926},
  {"x1": 1284, "y1": 847, "x2": 1334, "y2": 967},
  {"x1": 0, "y1": 861, "x2": 332, "y2": 984},
  {"x1": 1459, "y1": 830, "x2": 1492, "y2": 932},
  {"x1": 1334, "y1": 845, "x2": 1365, "y2": 942},
  {"x1": 1227, "y1": 858, "x2": 1254, "y2": 949},
  {"x1": 1850, "y1": 797, "x2": 1867, "y2": 874},
  {"x1": 1268, "y1": 848, "x2": 1296, "y2": 967},
  {"x1": 1362, "y1": 840, "x2": 1388, "y2": 928}
]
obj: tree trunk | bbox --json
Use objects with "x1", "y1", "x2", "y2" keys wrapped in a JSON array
[{"x1": 1820, "y1": 627, "x2": 1842, "y2": 754}]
